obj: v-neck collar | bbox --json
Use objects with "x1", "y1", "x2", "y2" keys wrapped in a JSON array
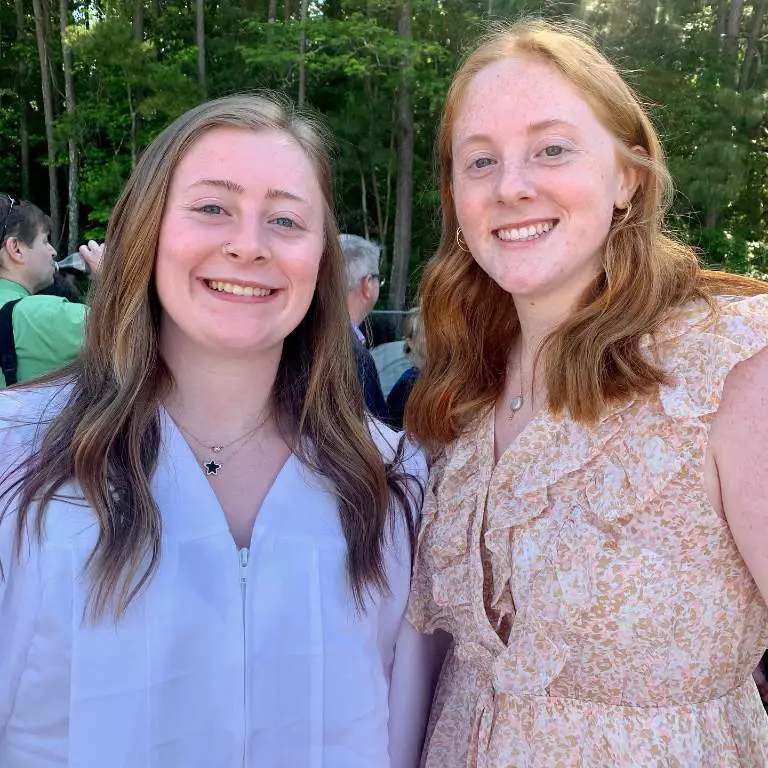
[{"x1": 154, "y1": 407, "x2": 296, "y2": 548}]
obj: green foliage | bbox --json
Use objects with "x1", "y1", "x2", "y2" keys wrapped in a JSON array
[{"x1": 0, "y1": 0, "x2": 765, "y2": 292}]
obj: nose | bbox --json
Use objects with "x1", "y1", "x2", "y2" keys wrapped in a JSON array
[
  {"x1": 223, "y1": 223, "x2": 270, "y2": 263},
  {"x1": 494, "y1": 159, "x2": 536, "y2": 204}
]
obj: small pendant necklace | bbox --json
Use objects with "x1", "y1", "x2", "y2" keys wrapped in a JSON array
[
  {"x1": 509, "y1": 344, "x2": 527, "y2": 418},
  {"x1": 174, "y1": 411, "x2": 270, "y2": 476}
]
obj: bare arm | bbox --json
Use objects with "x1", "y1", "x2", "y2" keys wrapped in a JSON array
[{"x1": 711, "y1": 346, "x2": 768, "y2": 604}]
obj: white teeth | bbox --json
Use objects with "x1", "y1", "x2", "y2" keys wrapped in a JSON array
[
  {"x1": 205, "y1": 280, "x2": 272, "y2": 297},
  {"x1": 496, "y1": 220, "x2": 555, "y2": 241}
]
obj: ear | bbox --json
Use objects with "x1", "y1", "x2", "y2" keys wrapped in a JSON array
[
  {"x1": 360, "y1": 275, "x2": 373, "y2": 300},
  {"x1": 2, "y1": 237, "x2": 24, "y2": 265},
  {"x1": 615, "y1": 145, "x2": 646, "y2": 208}
]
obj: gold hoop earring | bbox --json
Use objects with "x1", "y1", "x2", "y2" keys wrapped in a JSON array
[
  {"x1": 616, "y1": 201, "x2": 633, "y2": 227},
  {"x1": 455, "y1": 227, "x2": 469, "y2": 252}
]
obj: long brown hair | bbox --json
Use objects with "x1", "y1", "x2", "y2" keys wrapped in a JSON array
[
  {"x1": 406, "y1": 20, "x2": 767, "y2": 452},
  {"x1": 1, "y1": 94, "x2": 418, "y2": 617}
]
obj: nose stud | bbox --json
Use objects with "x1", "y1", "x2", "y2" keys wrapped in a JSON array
[{"x1": 222, "y1": 242, "x2": 234, "y2": 256}]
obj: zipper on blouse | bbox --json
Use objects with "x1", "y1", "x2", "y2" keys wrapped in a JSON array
[{"x1": 239, "y1": 547, "x2": 250, "y2": 767}]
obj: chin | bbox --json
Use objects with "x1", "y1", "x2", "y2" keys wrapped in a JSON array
[{"x1": 492, "y1": 276, "x2": 543, "y2": 297}]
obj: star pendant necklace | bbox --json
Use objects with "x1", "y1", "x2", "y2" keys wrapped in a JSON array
[{"x1": 176, "y1": 412, "x2": 270, "y2": 476}]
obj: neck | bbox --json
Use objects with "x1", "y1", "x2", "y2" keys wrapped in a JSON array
[
  {"x1": 512, "y1": 268, "x2": 598, "y2": 362},
  {"x1": 161, "y1": 330, "x2": 281, "y2": 442},
  {"x1": 514, "y1": 301, "x2": 571, "y2": 365},
  {"x1": 0, "y1": 270, "x2": 33, "y2": 294},
  {"x1": 347, "y1": 294, "x2": 367, "y2": 328}
]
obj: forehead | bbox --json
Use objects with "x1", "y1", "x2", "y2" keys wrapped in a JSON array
[
  {"x1": 453, "y1": 56, "x2": 606, "y2": 142},
  {"x1": 172, "y1": 126, "x2": 322, "y2": 199}
]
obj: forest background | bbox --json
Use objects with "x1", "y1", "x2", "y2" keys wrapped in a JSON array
[{"x1": 0, "y1": 0, "x2": 766, "y2": 312}]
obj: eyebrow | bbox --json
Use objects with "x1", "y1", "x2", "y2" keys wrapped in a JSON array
[
  {"x1": 456, "y1": 119, "x2": 579, "y2": 147},
  {"x1": 265, "y1": 187, "x2": 307, "y2": 205},
  {"x1": 187, "y1": 179, "x2": 307, "y2": 205},
  {"x1": 189, "y1": 178, "x2": 245, "y2": 193},
  {"x1": 527, "y1": 118, "x2": 579, "y2": 133}
]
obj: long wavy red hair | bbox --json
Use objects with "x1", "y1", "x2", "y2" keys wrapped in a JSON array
[{"x1": 406, "y1": 19, "x2": 766, "y2": 453}]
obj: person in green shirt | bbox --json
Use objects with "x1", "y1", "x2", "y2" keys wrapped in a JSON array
[{"x1": 0, "y1": 194, "x2": 103, "y2": 385}]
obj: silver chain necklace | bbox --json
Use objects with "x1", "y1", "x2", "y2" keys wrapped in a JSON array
[
  {"x1": 509, "y1": 343, "x2": 527, "y2": 418},
  {"x1": 174, "y1": 412, "x2": 270, "y2": 476}
]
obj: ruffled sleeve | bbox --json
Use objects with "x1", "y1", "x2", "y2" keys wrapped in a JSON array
[{"x1": 653, "y1": 294, "x2": 768, "y2": 418}]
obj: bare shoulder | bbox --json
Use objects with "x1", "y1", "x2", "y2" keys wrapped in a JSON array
[
  {"x1": 710, "y1": 345, "x2": 768, "y2": 603},
  {"x1": 708, "y1": 345, "x2": 768, "y2": 514},
  {"x1": 715, "y1": 344, "x2": 768, "y2": 427}
]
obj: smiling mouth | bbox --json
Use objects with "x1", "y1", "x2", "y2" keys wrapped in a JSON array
[
  {"x1": 204, "y1": 279, "x2": 274, "y2": 298},
  {"x1": 494, "y1": 220, "x2": 557, "y2": 242}
]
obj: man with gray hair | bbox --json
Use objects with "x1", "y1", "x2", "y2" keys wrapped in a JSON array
[{"x1": 339, "y1": 233, "x2": 389, "y2": 422}]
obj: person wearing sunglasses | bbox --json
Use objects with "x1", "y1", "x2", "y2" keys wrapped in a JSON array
[{"x1": 0, "y1": 195, "x2": 102, "y2": 385}]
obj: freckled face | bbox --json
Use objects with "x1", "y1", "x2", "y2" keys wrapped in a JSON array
[
  {"x1": 155, "y1": 126, "x2": 326, "y2": 359},
  {"x1": 451, "y1": 56, "x2": 637, "y2": 304}
]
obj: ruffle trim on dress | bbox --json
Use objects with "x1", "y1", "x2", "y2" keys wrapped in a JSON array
[
  {"x1": 411, "y1": 295, "x2": 768, "y2": 692},
  {"x1": 480, "y1": 295, "x2": 768, "y2": 697},
  {"x1": 408, "y1": 430, "x2": 485, "y2": 634}
]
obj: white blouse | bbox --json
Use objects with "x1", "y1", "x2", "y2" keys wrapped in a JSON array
[{"x1": 0, "y1": 387, "x2": 438, "y2": 767}]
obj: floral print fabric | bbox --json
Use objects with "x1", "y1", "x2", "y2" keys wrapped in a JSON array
[{"x1": 408, "y1": 295, "x2": 768, "y2": 767}]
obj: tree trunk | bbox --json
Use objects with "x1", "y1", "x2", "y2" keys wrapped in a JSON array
[
  {"x1": 297, "y1": 0, "x2": 309, "y2": 107},
  {"x1": 32, "y1": 0, "x2": 60, "y2": 242},
  {"x1": 639, "y1": 0, "x2": 656, "y2": 28},
  {"x1": 128, "y1": 83, "x2": 138, "y2": 170},
  {"x1": 196, "y1": 0, "x2": 207, "y2": 100},
  {"x1": 725, "y1": 0, "x2": 744, "y2": 68},
  {"x1": 284, "y1": 0, "x2": 291, "y2": 22},
  {"x1": 268, "y1": 0, "x2": 277, "y2": 22},
  {"x1": 59, "y1": 0, "x2": 78, "y2": 252},
  {"x1": 370, "y1": 164, "x2": 383, "y2": 244},
  {"x1": 716, "y1": 0, "x2": 729, "y2": 43},
  {"x1": 388, "y1": 0, "x2": 414, "y2": 313},
  {"x1": 15, "y1": 0, "x2": 30, "y2": 199},
  {"x1": 738, "y1": 0, "x2": 767, "y2": 91},
  {"x1": 40, "y1": 0, "x2": 60, "y2": 116},
  {"x1": 325, "y1": 0, "x2": 342, "y2": 18},
  {"x1": 132, "y1": 0, "x2": 145, "y2": 159},
  {"x1": 133, "y1": 0, "x2": 144, "y2": 40},
  {"x1": 359, "y1": 163, "x2": 370, "y2": 241}
]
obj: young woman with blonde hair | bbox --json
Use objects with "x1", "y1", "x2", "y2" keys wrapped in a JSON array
[
  {"x1": 0, "y1": 94, "x2": 437, "y2": 767},
  {"x1": 406, "y1": 19, "x2": 768, "y2": 766}
]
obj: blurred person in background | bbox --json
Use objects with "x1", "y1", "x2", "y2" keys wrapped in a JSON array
[
  {"x1": 387, "y1": 309, "x2": 425, "y2": 431},
  {"x1": 340, "y1": 232, "x2": 389, "y2": 421},
  {"x1": 0, "y1": 194, "x2": 102, "y2": 386}
]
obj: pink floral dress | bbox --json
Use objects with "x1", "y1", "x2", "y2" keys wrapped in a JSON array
[{"x1": 409, "y1": 295, "x2": 768, "y2": 767}]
